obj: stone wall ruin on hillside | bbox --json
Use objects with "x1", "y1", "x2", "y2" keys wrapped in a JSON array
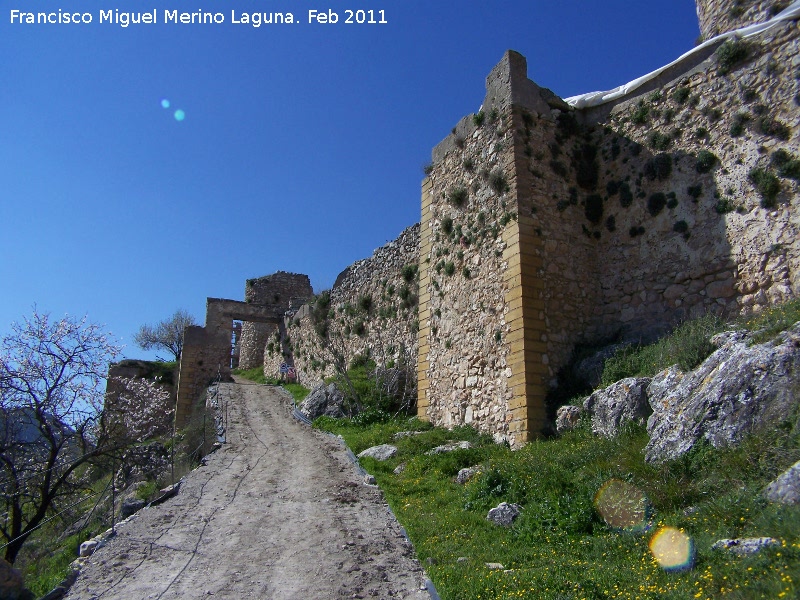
[{"x1": 418, "y1": 8, "x2": 798, "y2": 446}]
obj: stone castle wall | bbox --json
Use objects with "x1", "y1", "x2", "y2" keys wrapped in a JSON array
[
  {"x1": 696, "y1": 0, "x2": 791, "y2": 40},
  {"x1": 418, "y1": 11, "x2": 798, "y2": 445},
  {"x1": 264, "y1": 225, "x2": 420, "y2": 388}
]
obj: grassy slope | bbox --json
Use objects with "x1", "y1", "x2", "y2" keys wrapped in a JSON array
[{"x1": 317, "y1": 301, "x2": 800, "y2": 599}]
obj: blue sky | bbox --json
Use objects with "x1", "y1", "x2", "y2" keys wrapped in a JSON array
[{"x1": 0, "y1": 0, "x2": 700, "y2": 359}]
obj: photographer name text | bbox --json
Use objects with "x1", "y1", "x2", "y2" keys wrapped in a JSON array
[{"x1": 9, "y1": 8, "x2": 387, "y2": 27}]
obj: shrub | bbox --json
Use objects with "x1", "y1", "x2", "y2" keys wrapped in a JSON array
[
  {"x1": 715, "y1": 39, "x2": 749, "y2": 74},
  {"x1": 673, "y1": 220, "x2": 689, "y2": 234},
  {"x1": 358, "y1": 295, "x2": 373, "y2": 313},
  {"x1": 647, "y1": 192, "x2": 667, "y2": 216},
  {"x1": 644, "y1": 153, "x2": 673, "y2": 180},
  {"x1": 629, "y1": 225, "x2": 645, "y2": 237},
  {"x1": 444, "y1": 261, "x2": 455, "y2": 276},
  {"x1": 749, "y1": 168, "x2": 781, "y2": 208},
  {"x1": 672, "y1": 86, "x2": 691, "y2": 104},
  {"x1": 448, "y1": 186, "x2": 468, "y2": 207},
  {"x1": 462, "y1": 157, "x2": 474, "y2": 171},
  {"x1": 556, "y1": 112, "x2": 579, "y2": 138},
  {"x1": 696, "y1": 150, "x2": 718, "y2": 173},
  {"x1": 422, "y1": 163, "x2": 434, "y2": 176},
  {"x1": 489, "y1": 170, "x2": 509, "y2": 194},
  {"x1": 757, "y1": 116, "x2": 791, "y2": 140},
  {"x1": 584, "y1": 194, "x2": 604, "y2": 224},
  {"x1": 440, "y1": 216, "x2": 453, "y2": 235},
  {"x1": 687, "y1": 183, "x2": 703, "y2": 200},
  {"x1": 771, "y1": 149, "x2": 800, "y2": 181},
  {"x1": 472, "y1": 111, "x2": 485, "y2": 127},
  {"x1": 631, "y1": 101, "x2": 649, "y2": 125},
  {"x1": 730, "y1": 112, "x2": 749, "y2": 137},
  {"x1": 715, "y1": 198, "x2": 736, "y2": 214},
  {"x1": 618, "y1": 182, "x2": 633, "y2": 208},
  {"x1": 573, "y1": 143, "x2": 599, "y2": 191},
  {"x1": 549, "y1": 160, "x2": 568, "y2": 177},
  {"x1": 648, "y1": 131, "x2": 672, "y2": 151}
]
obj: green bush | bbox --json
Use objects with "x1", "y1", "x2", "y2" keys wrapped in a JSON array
[
  {"x1": 448, "y1": 186, "x2": 468, "y2": 207},
  {"x1": 696, "y1": 150, "x2": 718, "y2": 173},
  {"x1": 647, "y1": 192, "x2": 667, "y2": 216},
  {"x1": 771, "y1": 149, "x2": 800, "y2": 181},
  {"x1": 631, "y1": 100, "x2": 649, "y2": 125},
  {"x1": 644, "y1": 153, "x2": 673, "y2": 180},
  {"x1": 648, "y1": 131, "x2": 672, "y2": 151},
  {"x1": 472, "y1": 111, "x2": 485, "y2": 127},
  {"x1": 672, "y1": 86, "x2": 691, "y2": 104},
  {"x1": 749, "y1": 168, "x2": 781, "y2": 208},
  {"x1": 584, "y1": 194, "x2": 604, "y2": 224},
  {"x1": 716, "y1": 39, "x2": 749, "y2": 74}
]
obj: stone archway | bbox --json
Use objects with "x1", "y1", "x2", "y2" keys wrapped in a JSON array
[{"x1": 174, "y1": 298, "x2": 283, "y2": 427}]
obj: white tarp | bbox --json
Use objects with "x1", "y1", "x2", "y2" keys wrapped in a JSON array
[{"x1": 565, "y1": 0, "x2": 800, "y2": 109}]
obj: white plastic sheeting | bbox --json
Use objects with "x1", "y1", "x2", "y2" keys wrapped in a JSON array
[{"x1": 564, "y1": 0, "x2": 800, "y2": 109}]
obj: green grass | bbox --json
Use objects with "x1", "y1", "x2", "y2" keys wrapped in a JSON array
[
  {"x1": 233, "y1": 367, "x2": 309, "y2": 403},
  {"x1": 601, "y1": 299, "x2": 800, "y2": 385},
  {"x1": 315, "y1": 416, "x2": 800, "y2": 600}
]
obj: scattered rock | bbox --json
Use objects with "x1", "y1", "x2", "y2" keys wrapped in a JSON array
[
  {"x1": 555, "y1": 405, "x2": 583, "y2": 434},
  {"x1": 364, "y1": 474, "x2": 377, "y2": 485},
  {"x1": 120, "y1": 498, "x2": 146, "y2": 519},
  {"x1": 0, "y1": 558, "x2": 33, "y2": 600},
  {"x1": 297, "y1": 382, "x2": 346, "y2": 420},
  {"x1": 485, "y1": 563, "x2": 505, "y2": 570},
  {"x1": 486, "y1": 502, "x2": 521, "y2": 527},
  {"x1": 393, "y1": 462, "x2": 407, "y2": 475},
  {"x1": 711, "y1": 537, "x2": 780, "y2": 555},
  {"x1": 583, "y1": 377, "x2": 651, "y2": 438},
  {"x1": 645, "y1": 324, "x2": 800, "y2": 463},
  {"x1": 764, "y1": 459, "x2": 800, "y2": 504},
  {"x1": 456, "y1": 557, "x2": 468, "y2": 564},
  {"x1": 393, "y1": 431, "x2": 425, "y2": 439},
  {"x1": 426, "y1": 441, "x2": 472, "y2": 455},
  {"x1": 455, "y1": 466, "x2": 480, "y2": 484},
  {"x1": 79, "y1": 540, "x2": 99, "y2": 558},
  {"x1": 357, "y1": 445, "x2": 398, "y2": 461}
]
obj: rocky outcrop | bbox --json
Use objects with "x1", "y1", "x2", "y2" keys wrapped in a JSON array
[
  {"x1": 357, "y1": 445, "x2": 398, "y2": 461},
  {"x1": 486, "y1": 502, "x2": 521, "y2": 527},
  {"x1": 764, "y1": 459, "x2": 800, "y2": 504},
  {"x1": 297, "y1": 383, "x2": 345, "y2": 420},
  {"x1": 425, "y1": 441, "x2": 472, "y2": 455},
  {"x1": 711, "y1": 537, "x2": 781, "y2": 555},
  {"x1": 555, "y1": 405, "x2": 584, "y2": 434},
  {"x1": 583, "y1": 378, "x2": 652, "y2": 438},
  {"x1": 645, "y1": 324, "x2": 800, "y2": 463}
]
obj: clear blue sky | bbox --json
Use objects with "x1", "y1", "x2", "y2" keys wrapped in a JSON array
[{"x1": 1, "y1": 0, "x2": 700, "y2": 359}]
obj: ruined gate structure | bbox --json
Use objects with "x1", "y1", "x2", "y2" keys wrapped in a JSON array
[{"x1": 175, "y1": 298, "x2": 284, "y2": 427}]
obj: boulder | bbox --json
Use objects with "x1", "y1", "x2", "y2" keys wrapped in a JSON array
[
  {"x1": 426, "y1": 441, "x2": 472, "y2": 455},
  {"x1": 711, "y1": 537, "x2": 780, "y2": 555},
  {"x1": 764, "y1": 459, "x2": 800, "y2": 504},
  {"x1": 79, "y1": 540, "x2": 98, "y2": 558},
  {"x1": 455, "y1": 466, "x2": 481, "y2": 485},
  {"x1": 393, "y1": 462, "x2": 407, "y2": 474},
  {"x1": 555, "y1": 405, "x2": 584, "y2": 434},
  {"x1": 298, "y1": 383, "x2": 345, "y2": 420},
  {"x1": 583, "y1": 378, "x2": 651, "y2": 438},
  {"x1": 120, "y1": 498, "x2": 147, "y2": 519},
  {"x1": 645, "y1": 324, "x2": 800, "y2": 463},
  {"x1": 486, "y1": 502, "x2": 521, "y2": 527},
  {"x1": 357, "y1": 444, "x2": 398, "y2": 461},
  {"x1": 0, "y1": 559, "x2": 33, "y2": 600}
]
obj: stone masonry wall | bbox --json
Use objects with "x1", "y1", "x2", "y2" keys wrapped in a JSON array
[
  {"x1": 238, "y1": 272, "x2": 313, "y2": 369},
  {"x1": 418, "y1": 10, "x2": 798, "y2": 445},
  {"x1": 265, "y1": 225, "x2": 420, "y2": 389},
  {"x1": 696, "y1": 0, "x2": 792, "y2": 40}
]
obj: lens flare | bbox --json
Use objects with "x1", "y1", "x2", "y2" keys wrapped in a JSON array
[
  {"x1": 594, "y1": 478, "x2": 652, "y2": 532},
  {"x1": 174, "y1": 109, "x2": 186, "y2": 122},
  {"x1": 649, "y1": 526, "x2": 695, "y2": 572},
  {"x1": 160, "y1": 99, "x2": 170, "y2": 109}
]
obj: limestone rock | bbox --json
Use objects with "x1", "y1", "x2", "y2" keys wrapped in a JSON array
[
  {"x1": 0, "y1": 558, "x2": 33, "y2": 600},
  {"x1": 426, "y1": 441, "x2": 472, "y2": 455},
  {"x1": 711, "y1": 537, "x2": 780, "y2": 555},
  {"x1": 79, "y1": 540, "x2": 99, "y2": 558},
  {"x1": 764, "y1": 459, "x2": 800, "y2": 504},
  {"x1": 645, "y1": 324, "x2": 800, "y2": 463},
  {"x1": 364, "y1": 474, "x2": 377, "y2": 485},
  {"x1": 486, "y1": 502, "x2": 521, "y2": 527},
  {"x1": 393, "y1": 462, "x2": 407, "y2": 475},
  {"x1": 555, "y1": 405, "x2": 583, "y2": 434},
  {"x1": 298, "y1": 383, "x2": 345, "y2": 420},
  {"x1": 357, "y1": 444, "x2": 398, "y2": 461},
  {"x1": 485, "y1": 562, "x2": 505, "y2": 570},
  {"x1": 583, "y1": 378, "x2": 652, "y2": 438},
  {"x1": 455, "y1": 466, "x2": 481, "y2": 484},
  {"x1": 120, "y1": 498, "x2": 146, "y2": 519}
]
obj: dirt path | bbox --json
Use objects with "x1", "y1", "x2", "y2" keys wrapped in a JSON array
[{"x1": 64, "y1": 379, "x2": 430, "y2": 599}]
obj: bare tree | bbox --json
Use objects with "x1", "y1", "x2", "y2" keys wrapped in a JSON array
[
  {"x1": 133, "y1": 309, "x2": 196, "y2": 362},
  {"x1": 0, "y1": 310, "x2": 169, "y2": 564}
]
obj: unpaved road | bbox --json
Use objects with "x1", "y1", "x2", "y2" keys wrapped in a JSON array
[{"x1": 65, "y1": 379, "x2": 430, "y2": 599}]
